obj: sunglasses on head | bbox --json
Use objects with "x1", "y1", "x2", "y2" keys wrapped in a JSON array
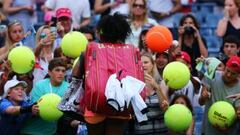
[
  {"x1": 133, "y1": 4, "x2": 145, "y2": 9},
  {"x1": 8, "y1": 20, "x2": 22, "y2": 27}
]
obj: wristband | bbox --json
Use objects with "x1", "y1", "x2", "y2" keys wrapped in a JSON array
[
  {"x1": 20, "y1": 103, "x2": 36, "y2": 114},
  {"x1": 20, "y1": 106, "x2": 32, "y2": 114}
]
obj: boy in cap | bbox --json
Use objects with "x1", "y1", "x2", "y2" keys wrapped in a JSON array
[
  {"x1": 199, "y1": 56, "x2": 240, "y2": 135},
  {"x1": 0, "y1": 77, "x2": 38, "y2": 135}
]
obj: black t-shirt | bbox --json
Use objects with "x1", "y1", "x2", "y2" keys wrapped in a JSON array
[
  {"x1": 181, "y1": 37, "x2": 207, "y2": 76},
  {"x1": 223, "y1": 21, "x2": 240, "y2": 41}
]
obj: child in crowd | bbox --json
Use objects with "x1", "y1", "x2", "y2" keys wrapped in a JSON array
[
  {"x1": 169, "y1": 94, "x2": 195, "y2": 135},
  {"x1": 0, "y1": 77, "x2": 38, "y2": 135}
]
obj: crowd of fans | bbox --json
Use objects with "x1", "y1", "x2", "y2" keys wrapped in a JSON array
[{"x1": 0, "y1": 0, "x2": 240, "y2": 135}]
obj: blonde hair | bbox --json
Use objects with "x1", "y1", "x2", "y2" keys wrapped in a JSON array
[
  {"x1": 4, "y1": 21, "x2": 23, "y2": 51},
  {"x1": 35, "y1": 25, "x2": 51, "y2": 47},
  {"x1": 141, "y1": 52, "x2": 161, "y2": 82},
  {"x1": 129, "y1": 0, "x2": 148, "y2": 23}
]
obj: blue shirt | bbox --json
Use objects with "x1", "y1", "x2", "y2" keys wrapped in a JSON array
[
  {"x1": 21, "y1": 78, "x2": 69, "y2": 135},
  {"x1": 0, "y1": 99, "x2": 30, "y2": 135}
]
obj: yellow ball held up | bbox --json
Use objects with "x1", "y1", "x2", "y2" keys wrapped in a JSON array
[
  {"x1": 37, "y1": 93, "x2": 63, "y2": 121},
  {"x1": 61, "y1": 31, "x2": 88, "y2": 58},
  {"x1": 8, "y1": 46, "x2": 35, "y2": 74},
  {"x1": 164, "y1": 104, "x2": 193, "y2": 133},
  {"x1": 208, "y1": 101, "x2": 237, "y2": 128},
  {"x1": 163, "y1": 61, "x2": 190, "y2": 89}
]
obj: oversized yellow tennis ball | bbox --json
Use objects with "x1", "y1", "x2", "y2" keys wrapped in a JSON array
[
  {"x1": 61, "y1": 31, "x2": 88, "y2": 58},
  {"x1": 208, "y1": 101, "x2": 236, "y2": 128},
  {"x1": 8, "y1": 46, "x2": 35, "y2": 74},
  {"x1": 38, "y1": 93, "x2": 63, "y2": 121},
  {"x1": 163, "y1": 61, "x2": 190, "y2": 89},
  {"x1": 164, "y1": 104, "x2": 193, "y2": 133}
]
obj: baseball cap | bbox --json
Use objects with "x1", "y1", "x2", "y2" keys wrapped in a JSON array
[
  {"x1": 226, "y1": 56, "x2": 240, "y2": 73},
  {"x1": 56, "y1": 8, "x2": 72, "y2": 19},
  {"x1": 175, "y1": 51, "x2": 191, "y2": 64},
  {"x1": 3, "y1": 77, "x2": 27, "y2": 98}
]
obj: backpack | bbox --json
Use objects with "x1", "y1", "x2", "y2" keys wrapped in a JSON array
[{"x1": 83, "y1": 42, "x2": 145, "y2": 116}]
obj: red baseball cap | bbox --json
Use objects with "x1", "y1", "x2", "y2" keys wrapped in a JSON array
[
  {"x1": 176, "y1": 51, "x2": 191, "y2": 64},
  {"x1": 226, "y1": 56, "x2": 240, "y2": 73},
  {"x1": 56, "y1": 8, "x2": 72, "y2": 19}
]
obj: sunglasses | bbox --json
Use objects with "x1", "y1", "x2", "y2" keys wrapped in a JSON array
[
  {"x1": 133, "y1": 4, "x2": 145, "y2": 9},
  {"x1": 8, "y1": 20, "x2": 22, "y2": 27}
]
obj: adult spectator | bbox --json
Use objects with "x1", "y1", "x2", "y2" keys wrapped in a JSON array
[
  {"x1": 135, "y1": 52, "x2": 168, "y2": 134},
  {"x1": 125, "y1": 0, "x2": 158, "y2": 47},
  {"x1": 216, "y1": 0, "x2": 240, "y2": 40},
  {"x1": 0, "y1": 20, "x2": 25, "y2": 62},
  {"x1": 33, "y1": 25, "x2": 55, "y2": 85},
  {"x1": 147, "y1": 0, "x2": 182, "y2": 28},
  {"x1": 199, "y1": 56, "x2": 240, "y2": 135},
  {"x1": 43, "y1": 0, "x2": 91, "y2": 29},
  {"x1": 55, "y1": 8, "x2": 72, "y2": 35},
  {"x1": 178, "y1": 14, "x2": 208, "y2": 76}
]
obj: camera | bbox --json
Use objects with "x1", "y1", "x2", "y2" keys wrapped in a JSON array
[{"x1": 184, "y1": 26, "x2": 195, "y2": 35}]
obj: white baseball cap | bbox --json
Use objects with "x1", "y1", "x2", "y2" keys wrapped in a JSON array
[{"x1": 3, "y1": 77, "x2": 27, "y2": 98}]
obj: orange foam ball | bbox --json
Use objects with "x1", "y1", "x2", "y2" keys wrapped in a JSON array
[{"x1": 146, "y1": 25, "x2": 173, "y2": 52}]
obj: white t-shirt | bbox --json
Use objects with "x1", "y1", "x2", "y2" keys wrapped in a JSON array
[
  {"x1": 125, "y1": 18, "x2": 158, "y2": 47},
  {"x1": 45, "y1": 0, "x2": 91, "y2": 28},
  {"x1": 32, "y1": 58, "x2": 49, "y2": 85}
]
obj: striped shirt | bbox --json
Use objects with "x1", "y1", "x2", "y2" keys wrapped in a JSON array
[{"x1": 134, "y1": 92, "x2": 168, "y2": 135}]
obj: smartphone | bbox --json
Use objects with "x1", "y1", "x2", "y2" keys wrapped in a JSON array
[
  {"x1": 50, "y1": 17, "x2": 57, "y2": 27},
  {"x1": 50, "y1": 27, "x2": 57, "y2": 38}
]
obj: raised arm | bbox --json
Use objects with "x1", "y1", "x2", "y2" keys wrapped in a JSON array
[
  {"x1": 3, "y1": 0, "x2": 33, "y2": 15},
  {"x1": 216, "y1": 9, "x2": 229, "y2": 37}
]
